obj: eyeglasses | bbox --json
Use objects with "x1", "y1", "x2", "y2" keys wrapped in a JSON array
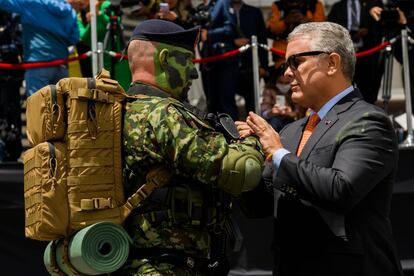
[{"x1": 283, "y1": 51, "x2": 330, "y2": 71}]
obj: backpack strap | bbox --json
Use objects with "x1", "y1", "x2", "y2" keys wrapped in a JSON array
[
  {"x1": 121, "y1": 166, "x2": 172, "y2": 220},
  {"x1": 60, "y1": 238, "x2": 86, "y2": 276},
  {"x1": 47, "y1": 240, "x2": 66, "y2": 276}
]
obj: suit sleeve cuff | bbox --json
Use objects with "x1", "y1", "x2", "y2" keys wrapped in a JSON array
[{"x1": 272, "y1": 148, "x2": 290, "y2": 171}]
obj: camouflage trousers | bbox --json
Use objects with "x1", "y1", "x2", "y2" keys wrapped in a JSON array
[{"x1": 119, "y1": 258, "x2": 205, "y2": 276}]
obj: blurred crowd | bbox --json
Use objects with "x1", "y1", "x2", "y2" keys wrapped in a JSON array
[{"x1": 0, "y1": 0, "x2": 413, "y2": 161}]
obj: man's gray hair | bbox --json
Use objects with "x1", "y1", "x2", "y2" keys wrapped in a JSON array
[{"x1": 287, "y1": 22, "x2": 356, "y2": 81}]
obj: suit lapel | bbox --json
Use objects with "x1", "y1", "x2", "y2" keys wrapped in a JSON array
[
  {"x1": 298, "y1": 89, "x2": 363, "y2": 159},
  {"x1": 283, "y1": 118, "x2": 306, "y2": 154},
  {"x1": 299, "y1": 111, "x2": 339, "y2": 159}
]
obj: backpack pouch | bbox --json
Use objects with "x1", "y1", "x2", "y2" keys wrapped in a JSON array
[
  {"x1": 26, "y1": 85, "x2": 66, "y2": 146},
  {"x1": 65, "y1": 88, "x2": 125, "y2": 232},
  {"x1": 23, "y1": 142, "x2": 68, "y2": 240}
]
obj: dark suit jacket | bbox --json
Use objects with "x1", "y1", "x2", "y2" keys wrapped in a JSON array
[{"x1": 267, "y1": 89, "x2": 403, "y2": 276}]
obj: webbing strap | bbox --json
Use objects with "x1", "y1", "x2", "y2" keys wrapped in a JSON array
[
  {"x1": 24, "y1": 176, "x2": 41, "y2": 191},
  {"x1": 69, "y1": 88, "x2": 115, "y2": 103},
  {"x1": 61, "y1": 238, "x2": 86, "y2": 276},
  {"x1": 25, "y1": 207, "x2": 41, "y2": 226},
  {"x1": 121, "y1": 166, "x2": 172, "y2": 220},
  {"x1": 80, "y1": 197, "x2": 113, "y2": 210},
  {"x1": 69, "y1": 156, "x2": 113, "y2": 167},
  {"x1": 24, "y1": 156, "x2": 36, "y2": 174},
  {"x1": 25, "y1": 192, "x2": 42, "y2": 209},
  {"x1": 67, "y1": 121, "x2": 113, "y2": 133},
  {"x1": 48, "y1": 240, "x2": 66, "y2": 276},
  {"x1": 68, "y1": 137, "x2": 113, "y2": 149},
  {"x1": 67, "y1": 174, "x2": 114, "y2": 185}
]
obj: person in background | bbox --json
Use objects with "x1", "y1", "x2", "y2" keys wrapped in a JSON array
[
  {"x1": 155, "y1": 0, "x2": 196, "y2": 29},
  {"x1": 366, "y1": 0, "x2": 414, "y2": 109},
  {"x1": 236, "y1": 21, "x2": 403, "y2": 276},
  {"x1": 76, "y1": 0, "x2": 131, "y2": 90},
  {"x1": 267, "y1": 0, "x2": 325, "y2": 69},
  {"x1": 261, "y1": 66, "x2": 306, "y2": 131},
  {"x1": 0, "y1": 10, "x2": 23, "y2": 161},
  {"x1": 232, "y1": 0, "x2": 268, "y2": 116},
  {"x1": 119, "y1": 19, "x2": 264, "y2": 275},
  {"x1": 328, "y1": 0, "x2": 381, "y2": 104},
  {"x1": 0, "y1": 0, "x2": 80, "y2": 96},
  {"x1": 200, "y1": 0, "x2": 240, "y2": 120}
]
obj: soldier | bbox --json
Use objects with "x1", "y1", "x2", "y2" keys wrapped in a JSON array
[{"x1": 120, "y1": 19, "x2": 265, "y2": 276}]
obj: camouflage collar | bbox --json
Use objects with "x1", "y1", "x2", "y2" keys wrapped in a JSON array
[{"x1": 128, "y1": 82, "x2": 207, "y2": 120}]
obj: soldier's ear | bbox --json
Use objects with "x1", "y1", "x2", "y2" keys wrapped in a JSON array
[{"x1": 159, "y1": 49, "x2": 169, "y2": 68}]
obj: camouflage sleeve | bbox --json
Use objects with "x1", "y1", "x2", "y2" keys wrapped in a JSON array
[{"x1": 124, "y1": 99, "x2": 229, "y2": 185}]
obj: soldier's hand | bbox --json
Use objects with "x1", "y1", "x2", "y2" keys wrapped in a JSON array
[{"x1": 235, "y1": 121, "x2": 254, "y2": 138}]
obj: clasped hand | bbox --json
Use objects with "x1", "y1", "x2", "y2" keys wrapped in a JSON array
[{"x1": 235, "y1": 112, "x2": 283, "y2": 157}]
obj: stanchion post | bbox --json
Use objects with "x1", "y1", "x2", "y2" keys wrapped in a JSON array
[
  {"x1": 90, "y1": 0, "x2": 98, "y2": 76},
  {"x1": 399, "y1": 28, "x2": 414, "y2": 148},
  {"x1": 251, "y1": 36, "x2": 261, "y2": 114},
  {"x1": 97, "y1": 42, "x2": 104, "y2": 72},
  {"x1": 382, "y1": 44, "x2": 393, "y2": 113}
]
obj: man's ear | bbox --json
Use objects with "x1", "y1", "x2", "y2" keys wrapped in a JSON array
[
  {"x1": 159, "y1": 48, "x2": 169, "y2": 68},
  {"x1": 326, "y1": 53, "x2": 340, "y2": 76}
]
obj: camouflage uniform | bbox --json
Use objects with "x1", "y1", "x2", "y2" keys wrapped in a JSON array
[
  {"x1": 120, "y1": 84, "x2": 261, "y2": 275},
  {"x1": 118, "y1": 19, "x2": 264, "y2": 276}
]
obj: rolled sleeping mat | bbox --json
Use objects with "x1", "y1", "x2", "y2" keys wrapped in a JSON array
[{"x1": 44, "y1": 221, "x2": 131, "y2": 275}]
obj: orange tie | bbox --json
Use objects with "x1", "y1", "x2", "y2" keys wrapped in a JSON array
[{"x1": 297, "y1": 113, "x2": 320, "y2": 156}]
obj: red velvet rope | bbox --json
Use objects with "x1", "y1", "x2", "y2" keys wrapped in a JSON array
[
  {"x1": 0, "y1": 52, "x2": 91, "y2": 70},
  {"x1": 0, "y1": 40, "x2": 394, "y2": 70},
  {"x1": 193, "y1": 48, "x2": 241, "y2": 63},
  {"x1": 355, "y1": 41, "x2": 391, "y2": 58}
]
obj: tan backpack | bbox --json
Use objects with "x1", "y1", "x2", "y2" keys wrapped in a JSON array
[{"x1": 23, "y1": 69, "x2": 171, "y2": 241}]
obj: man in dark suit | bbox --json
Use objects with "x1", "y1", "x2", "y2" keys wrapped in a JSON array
[{"x1": 236, "y1": 21, "x2": 403, "y2": 276}]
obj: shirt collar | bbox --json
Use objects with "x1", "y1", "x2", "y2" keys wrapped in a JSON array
[{"x1": 313, "y1": 85, "x2": 354, "y2": 120}]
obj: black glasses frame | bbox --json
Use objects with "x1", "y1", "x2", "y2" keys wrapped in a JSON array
[{"x1": 284, "y1": 51, "x2": 330, "y2": 71}]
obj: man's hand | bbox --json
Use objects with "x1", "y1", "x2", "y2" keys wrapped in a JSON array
[
  {"x1": 369, "y1": 6, "x2": 382, "y2": 21},
  {"x1": 234, "y1": 37, "x2": 250, "y2": 47},
  {"x1": 245, "y1": 112, "x2": 283, "y2": 156},
  {"x1": 369, "y1": 6, "x2": 407, "y2": 25},
  {"x1": 259, "y1": 67, "x2": 267, "y2": 78},
  {"x1": 269, "y1": 104, "x2": 292, "y2": 117},
  {"x1": 201, "y1": 29, "x2": 208, "y2": 42},
  {"x1": 156, "y1": 10, "x2": 178, "y2": 21}
]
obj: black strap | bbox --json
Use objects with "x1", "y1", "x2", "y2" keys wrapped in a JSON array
[
  {"x1": 127, "y1": 82, "x2": 170, "y2": 98},
  {"x1": 87, "y1": 77, "x2": 96, "y2": 89}
]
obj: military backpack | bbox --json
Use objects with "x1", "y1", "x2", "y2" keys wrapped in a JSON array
[{"x1": 23, "y1": 69, "x2": 171, "y2": 241}]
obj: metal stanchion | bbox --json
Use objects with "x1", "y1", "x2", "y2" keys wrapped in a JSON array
[
  {"x1": 382, "y1": 44, "x2": 394, "y2": 113},
  {"x1": 90, "y1": 0, "x2": 98, "y2": 76},
  {"x1": 399, "y1": 28, "x2": 414, "y2": 148},
  {"x1": 251, "y1": 35, "x2": 261, "y2": 114},
  {"x1": 98, "y1": 42, "x2": 104, "y2": 72}
]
